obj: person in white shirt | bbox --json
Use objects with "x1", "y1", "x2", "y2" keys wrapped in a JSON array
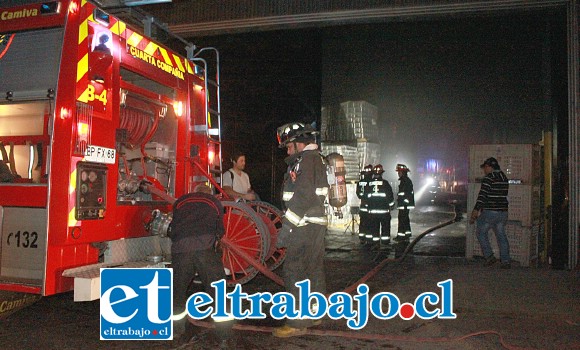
[{"x1": 222, "y1": 151, "x2": 257, "y2": 201}]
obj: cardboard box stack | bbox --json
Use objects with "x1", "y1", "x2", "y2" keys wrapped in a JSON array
[{"x1": 465, "y1": 144, "x2": 542, "y2": 267}]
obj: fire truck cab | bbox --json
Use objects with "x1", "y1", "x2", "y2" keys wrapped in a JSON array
[{"x1": 0, "y1": 0, "x2": 221, "y2": 301}]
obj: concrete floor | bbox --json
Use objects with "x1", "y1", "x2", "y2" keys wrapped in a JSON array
[{"x1": 0, "y1": 203, "x2": 578, "y2": 350}]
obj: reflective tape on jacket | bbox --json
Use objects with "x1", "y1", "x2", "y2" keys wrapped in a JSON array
[
  {"x1": 303, "y1": 215, "x2": 328, "y2": 225},
  {"x1": 285, "y1": 209, "x2": 302, "y2": 226},
  {"x1": 316, "y1": 187, "x2": 328, "y2": 196},
  {"x1": 369, "y1": 209, "x2": 389, "y2": 214},
  {"x1": 282, "y1": 191, "x2": 294, "y2": 201},
  {"x1": 369, "y1": 192, "x2": 386, "y2": 197}
]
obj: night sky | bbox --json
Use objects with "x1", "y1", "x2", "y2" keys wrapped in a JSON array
[{"x1": 190, "y1": 9, "x2": 567, "y2": 204}]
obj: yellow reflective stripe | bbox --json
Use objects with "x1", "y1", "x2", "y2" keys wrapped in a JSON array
[
  {"x1": 143, "y1": 41, "x2": 159, "y2": 56},
  {"x1": 158, "y1": 47, "x2": 173, "y2": 66},
  {"x1": 109, "y1": 21, "x2": 126, "y2": 36},
  {"x1": 304, "y1": 216, "x2": 328, "y2": 225},
  {"x1": 398, "y1": 192, "x2": 405, "y2": 196},
  {"x1": 285, "y1": 209, "x2": 302, "y2": 226},
  {"x1": 77, "y1": 86, "x2": 91, "y2": 102},
  {"x1": 127, "y1": 32, "x2": 143, "y2": 47},
  {"x1": 78, "y1": 17, "x2": 88, "y2": 44},
  {"x1": 282, "y1": 191, "x2": 294, "y2": 201},
  {"x1": 77, "y1": 53, "x2": 88, "y2": 82},
  {"x1": 173, "y1": 53, "x2": 185, "y2": 72},
  {"x1": 68, "y1": 208, "x2": 77, "y2": 227},
  {"x1": 316, "y1": 187, "x2": 328, "y2": 196}
]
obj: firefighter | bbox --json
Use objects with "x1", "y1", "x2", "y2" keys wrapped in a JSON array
[
  {"x1": 395, "y1": 164, "x2": 415, "y2": 241},
  {"x1": 273, "y1": 122, "x2": 328, "y2": 337},
  {"x1": 169, "y1": 184, "x2": 234, "y2": 347},
  {"x1": 356, "y1": 164, "x2": 373, "y2": 244},
  {"x1": 366, "y1": 164, "x2": 395, "y2": 247}
]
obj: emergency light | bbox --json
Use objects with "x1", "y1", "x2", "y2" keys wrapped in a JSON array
[
  {"x1": 94, "y1": 8, "x2": 110, "y2": 25},
  {"x1": 40, "y1": 2, "x2": 60, "y2": 14}
]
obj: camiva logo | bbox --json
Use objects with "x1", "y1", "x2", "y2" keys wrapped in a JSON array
[
  {"x1": 0, "y1": 34, "x2": 15, "y2": 60},
  {"x1": 184, "y1": 279, "x2": 457, "y2": 329}
]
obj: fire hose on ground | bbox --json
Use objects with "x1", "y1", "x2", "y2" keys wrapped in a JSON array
[{"x1": 187, "y1": 204, "x2": 543, "y2": 350}]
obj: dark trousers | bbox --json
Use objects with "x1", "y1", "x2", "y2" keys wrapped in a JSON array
[
  {"x1": 358, "y1": 211, "x2": 371, "y2": 241},
  {"x1": 368, "y1": 212, "x2": 391, "y2": 242},
  {"x1": 397, "y1": 208, "x2": 411, "y2": 235},
  {"x1": 283, "y1": 223, "x2": 326, "y2": 328},
  {"x1": 172, "y1": 248, "x2": 227, "y2": 337}
]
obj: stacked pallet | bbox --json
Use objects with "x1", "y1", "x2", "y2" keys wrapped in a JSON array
[
  {"x1": 321, "y1": 143, "x2": 359, "y2": 181},
  {"x1": 339, "y1": 101, "x2": 379, "y2": 142},
  {"x1": 465, "y1": 144, "x2": 542, "y2": 267},
  {"x1": 321, "y1": 101, "x2": 381, "y2": 176}
]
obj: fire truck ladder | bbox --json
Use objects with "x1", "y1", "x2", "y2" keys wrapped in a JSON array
[{"x1": 189, "y1": 46, "x2": 223, "y2": 185}]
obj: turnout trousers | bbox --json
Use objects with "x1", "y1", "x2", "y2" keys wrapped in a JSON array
[
  {"x1": 171, "y1": 248, "x2": 227, "y2": 337},
  {"x1": 368, "y1": 212, "x2": 391, "y2": 243},
  {"x1": 397, "y1": 208, "x2": 412, "y2": 237},
  {"x1": 283, "y1": 223, "x2": 327, "y2": 328}
]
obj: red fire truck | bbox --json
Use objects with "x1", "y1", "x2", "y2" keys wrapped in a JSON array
[{"x1": 0, "y1": 0, "x2": 247, "y2": 306}]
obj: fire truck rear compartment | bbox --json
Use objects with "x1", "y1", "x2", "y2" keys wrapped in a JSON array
[{"x1": 0, "y1": 207, "x2": 47, "y2": 291}]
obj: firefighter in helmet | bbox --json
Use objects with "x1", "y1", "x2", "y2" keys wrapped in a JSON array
[
  {"x1": 356, "y1": 164, "x2": 373, "y2": 244},
  {"x1": 273, "y1": 122, "x2": 328, "y2": 337},
  {"x1": 395, "y1": 164, "x2": 415, "y2": 241},
  {"x1": 366, "y1": 164, "x2": 394, "y2": 247}
]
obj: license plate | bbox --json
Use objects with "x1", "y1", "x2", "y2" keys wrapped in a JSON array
[{"x1": 84, "y1": 145, "x2": 116, "y2": 164}]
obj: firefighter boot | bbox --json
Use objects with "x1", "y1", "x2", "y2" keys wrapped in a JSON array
[
  {"x1": 369, "y1": 234, "x2": 380, "y2": 250},
  {"x1": 358, "y1": 232, "x2": 367, "y2": 244},
  {"x1": 395, "y1": 233, "x2": 408, "y2": 242},
  {"x1": 380, "y1": 233, "x2": 391, "y2": 245}
]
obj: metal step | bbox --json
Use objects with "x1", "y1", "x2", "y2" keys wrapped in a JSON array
[{"x1": 62, "y1": 261, "x2": 168, "y2": 302}]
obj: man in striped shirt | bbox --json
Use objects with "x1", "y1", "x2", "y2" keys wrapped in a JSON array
[{"x1": 469, "y1": 157, "x2": 511, "y2": 268}]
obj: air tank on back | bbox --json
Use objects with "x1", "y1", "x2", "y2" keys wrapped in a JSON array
[{"x1": 325, "y1": 152, "x2": 347, "y2": 218}]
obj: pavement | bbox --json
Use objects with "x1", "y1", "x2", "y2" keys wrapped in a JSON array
[
  {"x1": 309, "y1": 205, "x2": 580, "y2": 350},
  {"x1": 0, "y1": 204, "x2": 578, "y2": 350},
  {"x1": 185, "y1": 204, "x2": 579, "y2": 350}
]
